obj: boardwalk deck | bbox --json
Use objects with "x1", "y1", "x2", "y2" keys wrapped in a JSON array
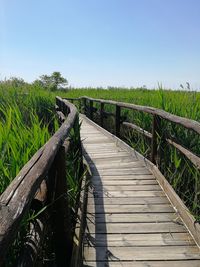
[{"x1": 80, "y1": 115, "x2": 200, "y2": 267}]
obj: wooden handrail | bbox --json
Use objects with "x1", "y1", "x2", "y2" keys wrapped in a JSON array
[
  {"x1": 0, "y1": 97, "x2": 79, "y2": 265},
  {"x1": 66, "y1": 96, "x2": 200, "y2": 135}
]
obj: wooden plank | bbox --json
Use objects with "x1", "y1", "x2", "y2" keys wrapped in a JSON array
[
  {"x1": 83, "y1": 143, "x2": 116, "y2": 148},
  {"x1": 86, "y1": 158, "x2": 135, "y2": 164},
  {"x1": 82, "y1": 135, "x2": 110, "y2": 139},
  {"x1": 87, "y1": 204, "x2": 174, "y2": 214},
  {"x1": 83, "y1": 139, "x2": 113, "y2": 144},
  {"x1": 84, "y1": 232, "x2": 195, "y2": 247},
  {"x1": 87, "y1": 155, "x2": 132, "y2": 161},
  {"x1": 84, "y1": 153, "x2": 130, "y2": 159},
  {"x1": 88, "y1": 190, "x2": 165, "y2": 197},
  {"x1": 84, "y1": 151, "x2": 128, "y2": 156},
  {"x1": 92, "y1": 175, "x2": 155, "y2": 180},
  {"x1": 84, "y1": 150, "x2": 127, "y2": 156},
  {"x1": 86, "y1": 222, "x2": 186, "y2": 234},
  {"x1": 86, "y1": 151, "x2": 130, "y2": 157},
  {"x1": 85, "y1": 213, "x2": 181, "y2": 223},
  {"x1": 92, "y1": 169, "x2": 151, "y2": 175},
  {"x1": 89, "y1": 185, "x2": 161, "y2": 191},
  {"x1": 85, "y1": 196, "x2": 168, "y2": 205},
  {"x1": 91, "y1": 179, "x2": 158, "y2": 185},
  {"x1": 84, "y1": 246, "x2": 200, "y2": 261},
  {"x1": 90, "y1": 162, "x2": 145, "y2": 169},
  {"x1": 83, "y1": 260, "x2": 200, "y2": 267}
]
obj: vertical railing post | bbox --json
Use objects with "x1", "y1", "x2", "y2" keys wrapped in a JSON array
[
  {"x1": 78, "y1": 98, "x2": 81, "y2": 112},
  {"x1": 83, "y1": 98, "x2": 86, "y2": 115},
  {"x1": 151, "y1": 114, "x2": 161, "y2": 165},
  {"x1": 100, "y1": 102, "x2": 104, "y2": 127},
  {"x1": 115, "y1": 105, "x2": 121, "y2": 137},
  {"x1": 89, "y1": 100, "x2": 93, "y2": 120},
  {"x1": 53, "y1": 145, "x2": 72, "y2": 267}
]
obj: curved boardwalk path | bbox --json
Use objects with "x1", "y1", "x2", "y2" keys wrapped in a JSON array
[{"x1": 80, "y1": 115, "x2": 200, "y2": 267}]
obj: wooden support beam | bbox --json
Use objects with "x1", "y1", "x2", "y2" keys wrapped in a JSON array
[
  {"x1": 52, "y1": 145, "x2": 72, "y2": 267},
  {"x1": 122, "y1": 122, "x2": 152, "y2": 139},
  {"x1": 115, "y1": 105, "x2": 121, "y2": 138},
  {"x1": 151, "y1": 115, "x2": 161, "y2": 165},
  {"x1": 89, "y1": 100, "x2": 93, "y2": 120},
  {"x1": 100, "y1": 103, "x2": 104, "y2": 127}
]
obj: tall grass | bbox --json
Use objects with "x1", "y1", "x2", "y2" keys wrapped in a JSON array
[{"x1": 0, "y1": 85, "x2": 56, "y2": 194}]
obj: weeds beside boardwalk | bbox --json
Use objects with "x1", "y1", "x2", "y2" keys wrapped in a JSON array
[{"x1": 0, "y1": 85, "x2": 57, "y2": 194}]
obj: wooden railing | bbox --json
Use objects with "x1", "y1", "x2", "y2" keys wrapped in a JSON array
[
  {"x1": 66, "y1": 96, "x2": 200, "y2": 170},
  {"x1": 0, "y1": 97, "x2": 82, "y2": 266}
]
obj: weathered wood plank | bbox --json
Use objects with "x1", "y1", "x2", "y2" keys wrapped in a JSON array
[
  {"x1": 92, "y1": 175, "x2": 155, "y2": 180},
  {"x1": 91, "y1": 168, "x2": 151, "y2": 175},
  {"x1": 89, "y1": 185, "x2": 161, "y2": 191},
  {"x1": 85, "y1": 213, "x2": 182, "y2": 223},
  {"x1": 86, "y1": 222, "x2": 186, "y2": 234},
  {"x1": 84, "y1": 232, "x2": 195, "y2": 247},
  {"x1": 88, "y1": 190, "x2": 165, "y2": 197},
  {"x1": 84, "y1": 153, "x2": 131, "y2": 159},
  {"x1": 86, "y1": 158, "x2": 135, "y2": 164},
  {"x1": 84, "y1": 196, "x2": 168, "y2": 205},
  {"x1": 87, "y1": 204, "x2": 174, "y2": 214},
  {"x1": 83, "y1": 260, "x2": 200, "y2": 267},
  {"x1": 90, "y1": 162, "x2": 145, "y2": 169},
  {"x1": 91, "y1": 179, "x2": 157, "y2": 185},
  {"x1": 83, "y1": 246, "x2": 200, "y2": 261}
]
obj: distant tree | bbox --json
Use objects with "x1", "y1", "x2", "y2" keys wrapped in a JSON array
[{"x1": 36, "y1": 72, "x2": 68, "y2": 90}]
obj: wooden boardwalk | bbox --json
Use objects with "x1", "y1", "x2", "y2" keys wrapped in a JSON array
[{"x1": 80, "y1": 115, "x2": 200, "y2": 267}]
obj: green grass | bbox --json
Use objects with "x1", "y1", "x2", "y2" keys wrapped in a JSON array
[{"x1": 0, "y1": 85, "x2": 57, "y2": 194}]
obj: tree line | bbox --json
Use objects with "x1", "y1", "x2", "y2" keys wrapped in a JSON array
[{"x1": 0, "y1": 72, "x2": 68, "y2": 91}]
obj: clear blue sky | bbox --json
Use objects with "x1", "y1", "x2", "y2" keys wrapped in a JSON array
[{"x1": 0, "y1": 0, "x2": 200, "y2": 89}]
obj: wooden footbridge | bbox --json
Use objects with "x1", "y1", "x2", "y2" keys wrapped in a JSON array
[{"x1": 0, "y1": 96, "x2": 200, "y2": 266}]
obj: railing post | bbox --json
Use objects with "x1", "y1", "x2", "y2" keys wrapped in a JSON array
[
  {"x1": 115, "y1": 105, "x2": 121, "y2": 137},
  {"x1": 100, "y1": 102, "x2": 104, "y2": 127},
  {"x1": 89, "y1": 100, "x2": 93, "y2": 120},
  {"x1": 83, "y1": 98, "x2": 86, "y2": 115},
  {"x1": 151, "y1": 114, "x2": 161, "y2": 164},
  {"x1": 53, "y1": 145, "x2": 72, "y2": 267},
  {"x1": 78, "y1": 98, "x2": 81, "y2": 112}
]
